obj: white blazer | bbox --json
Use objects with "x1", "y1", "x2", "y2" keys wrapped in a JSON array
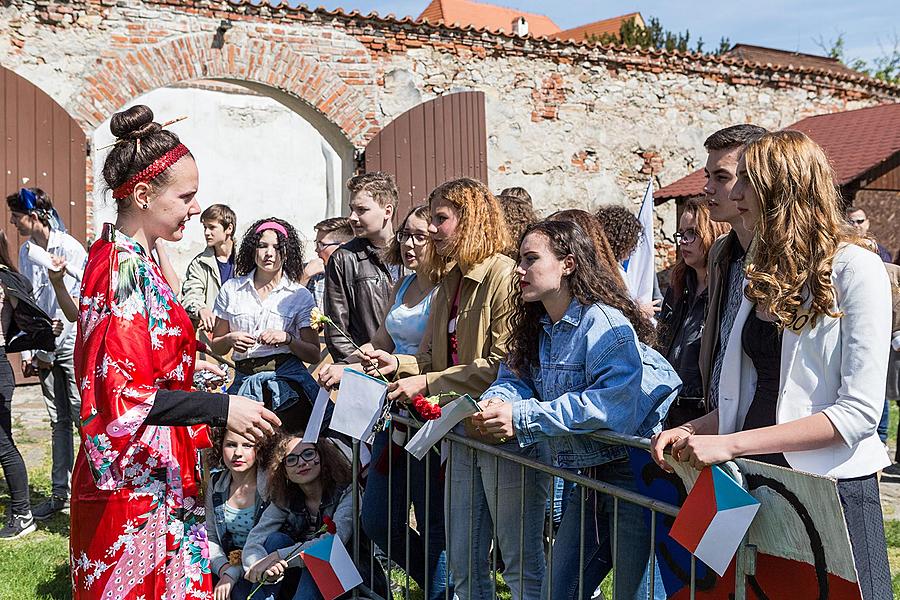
[{"x1": 717, "y1": 243, "x2": 891, "y2": 479}]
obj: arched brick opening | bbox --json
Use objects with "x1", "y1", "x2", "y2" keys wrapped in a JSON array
[{"x1": 69, "y1": 32, "x2": 380, "y2": 207}]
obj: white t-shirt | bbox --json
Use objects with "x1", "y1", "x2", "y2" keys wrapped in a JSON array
[{"x1": 213, "y1": 271, "x2": 315, "y2": 361}]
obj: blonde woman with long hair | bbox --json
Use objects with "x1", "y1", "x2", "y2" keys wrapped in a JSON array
[
  {"x1": 651, "y1": 130, "x2": 891, "y2": 599},
  {"x1": 366, "y1": 178, "x2": 551, "y2": 600}
]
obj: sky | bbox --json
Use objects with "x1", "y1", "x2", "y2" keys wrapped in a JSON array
[{"x1": 308, "y1": 0, "x2": 898, "y2": 66}]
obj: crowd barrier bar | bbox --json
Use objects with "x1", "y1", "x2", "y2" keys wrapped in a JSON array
[{"x1": 343, "y1": 413, "x2": 756, "y2": 600}]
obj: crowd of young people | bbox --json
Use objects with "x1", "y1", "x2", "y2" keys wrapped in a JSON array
[{"x1": 0, "y1": 104, "x2": 891, "y2": 600}]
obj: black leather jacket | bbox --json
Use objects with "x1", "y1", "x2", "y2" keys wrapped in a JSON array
[
  {"x1": 323, "y1": 237, "x2": 398, "y2": 362},
  {"x1": 657, "y1": 269, "x2": 707, "y2": 400}
]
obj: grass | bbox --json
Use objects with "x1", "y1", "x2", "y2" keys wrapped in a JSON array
[{"x1": 1, "y1": 404, "x2": 900, "y2": 598}]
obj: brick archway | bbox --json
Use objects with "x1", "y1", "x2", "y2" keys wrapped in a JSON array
[{"x1": 69, "y1": 32, "x2": 379, "y2": 149}]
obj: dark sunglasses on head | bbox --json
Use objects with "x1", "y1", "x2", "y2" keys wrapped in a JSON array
[{"x1": 284, "y1": 447, "x2": 318, "y2": 467}]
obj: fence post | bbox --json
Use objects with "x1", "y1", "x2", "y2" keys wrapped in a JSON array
[{"x1": 733, "y1": 534, "x2": 757, "y2": 600}]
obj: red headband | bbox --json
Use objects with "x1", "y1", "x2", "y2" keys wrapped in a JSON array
[{"x1": 112, "y1": 143, "x2": 190, "y2": 200}]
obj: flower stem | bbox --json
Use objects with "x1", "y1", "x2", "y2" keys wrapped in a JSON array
[{"x1": 325, "y1": 321, "x2": 389, "y2": 383}]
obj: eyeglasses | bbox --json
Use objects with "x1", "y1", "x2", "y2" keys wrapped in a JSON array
[
  {"x1": 283, "y1": 447, "x2": 318, "y2": 467},
  {"x1": 315, "y1": 241, "x2": 342, "y2": 251},
  {"x1": 674, "y1": 229, "x2": 698, "y2": 245},
  {"x1": 848, "y1": 218, "x2": 867, "y2": 225},
  {"x1": 396, "y1": 231, "x2": 429, "y2": 246}
]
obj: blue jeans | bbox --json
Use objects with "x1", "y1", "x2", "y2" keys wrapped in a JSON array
[
  {"x1": 446, "y1": 439, "x2": 551, "y2": 600},
  {"x1": 546, "y1": 476, "x2": 574, "y2": 527},
  {"x1": 228, "y1": 354, "x2": 319, "y2": 412},
  {"x1": 878, "y1": 396, "x2": 890, "y2": 443},
  {"x1": 549, "y1": 459, "x2": 664, "y2": 600},
  {"x1": 360, "y1": 430, "x2": 448, "y2": 600},
  {"x1": 213, "y1": 574, "x2": 254, "y2": 600}
]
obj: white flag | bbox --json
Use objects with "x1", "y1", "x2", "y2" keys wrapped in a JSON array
[{"x1": 624, "y1": 179, "x2": 655, "y2": 304}]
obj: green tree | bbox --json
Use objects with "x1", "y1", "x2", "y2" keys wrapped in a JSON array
[
  {"x1": 588, "y1": 16, "x2": 730, "y2": 56},
  {"x1": 815, "y1": 33, "x2": 899, "y2": 83}
]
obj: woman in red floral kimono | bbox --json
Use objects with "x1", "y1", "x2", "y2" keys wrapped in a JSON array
[{"x1": 71, "y1": 105, "x2": 281, "y2": 600}]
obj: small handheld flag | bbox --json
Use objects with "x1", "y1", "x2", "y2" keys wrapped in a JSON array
[
  {"x1": 669, "y1": 464, "x2": 760, "y2": 576},
  {"x1": 301, "y1": 534, "x2": 363, "y2": 600}
]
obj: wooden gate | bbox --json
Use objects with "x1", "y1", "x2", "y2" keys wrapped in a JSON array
[
  {"x1": 364, "y1": 91, "x2": 488, "y2": 220},
  {"x1": 1, "y1": 67, "x2": 88, "y2": 384},
  {"x1": 1, "y1": 67, "x2": 88, "y2": 247}
]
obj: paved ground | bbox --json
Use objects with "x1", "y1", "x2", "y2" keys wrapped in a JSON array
[{"x1": 7, "y1": 383, "x2": 900, "y2": 519}]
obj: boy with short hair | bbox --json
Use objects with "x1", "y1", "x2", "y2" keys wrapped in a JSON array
[
  {"x1": 301, "y1": 217, "x2": 354, "y2": 308},
  {"x1": 323, "y1": 172, "x2": 399, "y2": 362},
  {"x1": 181, "y1": 204, "x2": 237, "y2": 333}
]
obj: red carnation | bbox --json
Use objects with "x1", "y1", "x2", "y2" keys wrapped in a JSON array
[
  {"x1": 413, "y1": 394, "x2": 443, "y2": 420},
  {"x1": 323, "y1": 515, "x2": 337, "y2": 535}
]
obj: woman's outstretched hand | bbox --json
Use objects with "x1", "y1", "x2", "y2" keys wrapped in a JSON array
[{"x1": 226, "y1": 396, "x2": 281, "y2": 442}]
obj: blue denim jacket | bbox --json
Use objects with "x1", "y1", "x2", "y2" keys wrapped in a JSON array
[{"x1": 484, "y1": 299, "x2": 680, "y2": 469}]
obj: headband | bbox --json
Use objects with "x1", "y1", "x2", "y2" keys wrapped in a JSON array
[
  {"x1": 16, "y1": 188, "x2": 67, "y2": 233},
  {"x1": 255, "y1": 221, "x2": 288, "y2": 237},
  {"x1": 112, "y1": 143, "x2": 190, "y2": 200}
]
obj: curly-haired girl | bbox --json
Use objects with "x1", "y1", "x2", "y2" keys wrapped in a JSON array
[
  {"x1": 210, "y1": 218, "x2": 321, "y2": 416},
  {"x1": 242, "y1": 433, "x2": 385, "y2": 599},
  {"x1": 475, "y1": 220, "x2": 679, "y2": 599}
]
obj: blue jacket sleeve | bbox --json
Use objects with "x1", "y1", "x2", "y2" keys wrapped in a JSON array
[
  {"x1": 483, "y1": 361, "x2": 537, "y2": 404},
  {"x1": 511, "y1": 331, "x2": 644, "y2": 446}
]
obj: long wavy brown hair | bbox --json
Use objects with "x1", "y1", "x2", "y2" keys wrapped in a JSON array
[
  {"x1": 668, "y1": 199, "x2": 731, "y2": 299},
  {"x1": 267, "y1": 433, "x2": 352, "y2": 510},
  {"x1": 742, "y1": 130, "x2": 861, "y2": 326},
  {"x1": 421, "y1": 178, "x2": 513, "y2": 282},
  {"x1": 546, "y1": 209, "x2": 625, "y2": 290},
  {"x1": 507, "y1": 220, "x2": 655, "y2": 376}
]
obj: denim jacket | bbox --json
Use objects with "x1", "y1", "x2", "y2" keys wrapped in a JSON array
[{"x1": 484, "y1": 299, "x2": 681, "y2": 469}]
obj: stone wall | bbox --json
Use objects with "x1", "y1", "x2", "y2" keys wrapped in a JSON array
[{"x1": 1, "y1": 0, "x2": 898, "y2": 265}]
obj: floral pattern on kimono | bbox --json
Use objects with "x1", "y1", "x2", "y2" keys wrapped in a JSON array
[{"x1": 70, "y1": 224, "x2": 213, "y2": 600}]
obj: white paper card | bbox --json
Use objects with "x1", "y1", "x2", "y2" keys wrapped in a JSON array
[
  {"x1": 26, "y1": 243, "x2": 82, "y2": 281},
  {"x1": 302, "y1": 387, "x2": 332, "y2": 444},
  {"x1": 405, "y1": 395, "x2": 481, "y2": 460},
  {"x1": 330, "y1": 369, "x2": 387, "y2": 441}
]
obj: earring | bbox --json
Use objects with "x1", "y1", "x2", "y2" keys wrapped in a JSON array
[{"x1": 140, "y1": 202, "x2": 149, "y2": 210}]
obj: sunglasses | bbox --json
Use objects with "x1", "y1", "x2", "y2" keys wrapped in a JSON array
[
  {"x1": 284, "y1": 447, "x2": 318, "y2": 467},
  {"x1": 848, "y1": 218, "x2": 866, "y2": 225},
  {"x1": 674, "y1": 228, "x2": 698, "y2": 245}
]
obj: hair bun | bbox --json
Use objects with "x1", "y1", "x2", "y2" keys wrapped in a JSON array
[{"x1": 109, "y1": 105, "x2": 160, "y2": 140}]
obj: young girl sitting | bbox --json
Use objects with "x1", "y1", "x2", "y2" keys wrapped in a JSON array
[
  {"x1": 206, "y1": 429, "x2": 271, "y2": 600},
  {"x1": 474, "y1": 220, "x2": 680, "y2": 600},
  {"x1": 242, "y1": 433, "x2": 384, "y2": 600}
]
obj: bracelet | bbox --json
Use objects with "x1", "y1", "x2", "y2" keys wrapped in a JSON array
[{"x1": 284, "y1": 332, "x2": 294, "y2": 346}]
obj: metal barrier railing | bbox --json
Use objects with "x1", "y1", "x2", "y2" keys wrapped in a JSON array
[{"x1": 340, "y1": 413, "x2": 756, "y2": 600}]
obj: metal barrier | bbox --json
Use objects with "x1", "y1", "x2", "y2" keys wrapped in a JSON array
[{"x1": 342, "y1": 413, "x2": 757, "y2": 600}]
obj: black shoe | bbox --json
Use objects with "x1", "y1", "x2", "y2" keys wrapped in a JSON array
[
  {"x1": 32, "y1": 496, "x2": 69, "y2": 522},
  {"x1": 0, "y1": 512, "x2": 35, "y2": 540}
]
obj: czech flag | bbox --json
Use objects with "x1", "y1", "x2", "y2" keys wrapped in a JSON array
[
  {"x1": 669, "y1": 465, "x2": 760, "y2": 576},
  {"x1": 301, "y1": 534, "x2": 363, "y2": 600}
]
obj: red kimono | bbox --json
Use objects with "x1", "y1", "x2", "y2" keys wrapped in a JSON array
[{"x1": 70, "y1": 224, "x2": 213, "y2": 599}]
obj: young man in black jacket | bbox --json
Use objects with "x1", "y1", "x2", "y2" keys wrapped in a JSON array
[{"x1": 323, "y1": 172, "x2": 398, "y2": 362}]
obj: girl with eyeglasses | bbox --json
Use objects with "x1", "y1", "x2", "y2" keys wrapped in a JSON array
[
  {"x1": 205, "y1": 429, "x2": 272, "y2": 600},
  {"x1": 242, "y1": 433, "x2": 386, "y2": 599},
  {"x1": 318, "y1": 204, "x2": 448, "y2": 599},
  {"x1": 657, "y1": 201, "x2": 730, "y2": 426}
]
